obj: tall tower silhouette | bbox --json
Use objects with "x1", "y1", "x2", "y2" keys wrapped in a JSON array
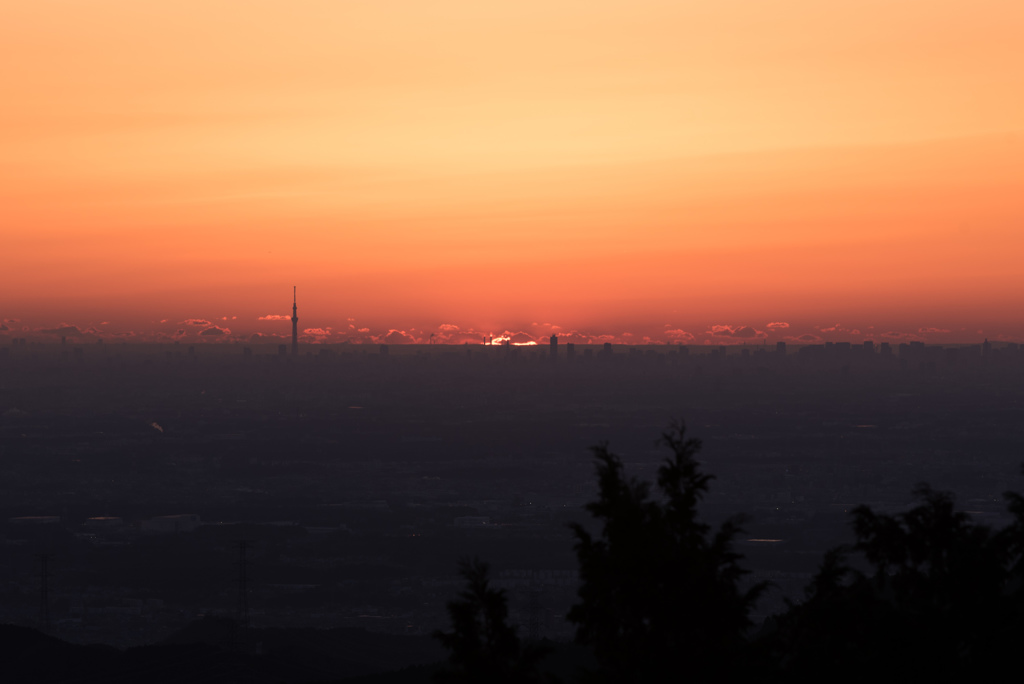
[{"x1": 291, "y1": 286, "x2": 298, "y2": 357}]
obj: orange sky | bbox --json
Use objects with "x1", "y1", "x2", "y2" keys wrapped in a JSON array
[{"x1": 3, "y1": 1, "x2": 1022, "y2": 344}]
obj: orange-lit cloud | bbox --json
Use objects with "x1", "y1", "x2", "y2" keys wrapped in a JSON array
[
  {"x1": 38, "y1": 324, "x2": 85, "y2": 337},
  {"x1": 248, "y1": 332, "x2": 285, "y2": 342},
  {"x1": 707, "y1": 325, "x2": 767, "y2": 342},
  {"x1": 787, "y1": 334, "x2": 823, "y2": 344},
  {"x1": 302, "y1": 327, "x2": 332, "y2": 342},
  {"x1": 662, "y1": 329, "x2": 695, "y2": 343},
  {"x1": 377, "y1": 330, "x2": 418, "y2": 345}
]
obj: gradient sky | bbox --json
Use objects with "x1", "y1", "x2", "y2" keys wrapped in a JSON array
[{"x1": 3, "y1": 1, "x2": 1022, "y2": 345}]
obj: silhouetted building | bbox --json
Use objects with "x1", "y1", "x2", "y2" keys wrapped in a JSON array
[
  {"x1": 549, "y1": 334, "x2": 558, "y2": 359},
  {"x1": 864, "y1": 340, "x2": 874, "y2": 353},
  {"x1": 566, "y1": 342, "x2": 576, "y2": 359},
  {"x1": 776, "y1": 341, "x2": 787, "y2": 355}
]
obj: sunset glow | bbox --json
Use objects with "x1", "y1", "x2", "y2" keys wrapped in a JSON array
[{"x1": 3, "y1": 1, "x2": 1022, "y2": 344}]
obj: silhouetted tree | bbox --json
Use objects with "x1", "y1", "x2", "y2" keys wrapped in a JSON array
[
  {"x1": 568, "y1": 421, "x2": 765, "y2": 683},
  {"x1": 433, "y1": 558, "x2": 551, "y2": 683},
  {"x1": 773, "y1": 483, "x2": 1024, "y2": 683}
]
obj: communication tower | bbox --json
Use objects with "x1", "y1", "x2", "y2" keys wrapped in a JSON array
[{"x1": 291, "y1": 287, "x2": 299, "y2": 357}]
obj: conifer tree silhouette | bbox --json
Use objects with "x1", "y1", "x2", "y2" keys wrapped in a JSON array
[
  {"x1": 568, "y1": 421, "x2": 765, "y2": 683},
  {"x1": 433, "y1": 558, "x2": 551, "y2": 683},
  {"x1": 774, "y1": 482, "x2": 1024, "y2": 683}
]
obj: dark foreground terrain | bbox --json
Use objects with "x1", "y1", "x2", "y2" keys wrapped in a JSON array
[{"x1": 2, "y1": 340, "x2": 1022, "y2": 680}]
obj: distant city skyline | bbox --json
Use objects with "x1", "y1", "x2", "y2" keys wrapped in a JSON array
[{"x1": 0, "y1": 311, "x2": 1014, "y2": 347}]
